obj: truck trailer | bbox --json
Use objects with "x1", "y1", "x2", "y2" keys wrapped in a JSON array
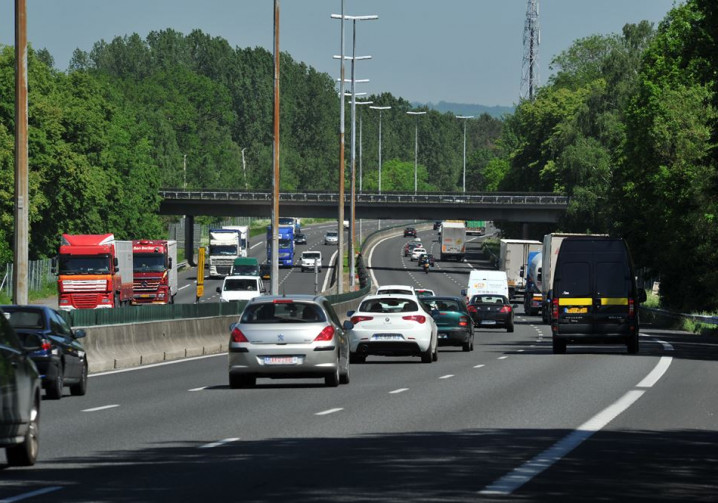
[
  {"x1": 56, "y1": 234, "x2": 133, "y2": 310},
  {"x1": 440, "y1": 221, "x2": 466, "y2": 262},
  {"x1": 499, "y1": 239, "x2": 542, "y2": 301},
  {"x1": 131, "y1": 239, "x2": 178, "y2": 305}
]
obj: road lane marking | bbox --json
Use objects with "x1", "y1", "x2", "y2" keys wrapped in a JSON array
[
  {"x1": 189, "y1": 386, "x2": 208, "y2": 392},
  {"x1": 178, "y1": 284, "x2": 191, "y2": 291},
  {"x1": 83, "y1": 404, "x2": 119, "y2": 413},
  {"x1": 250, "y1": 241, "x2": 263, "y2": 249},
  {"x1": 0, "y1": 487, "x2": 63, "y2": 502},
  {"x1": 473, "y1": 364, "x2": 485, "y2": 368},
  {"x1": 481, "y1": 354, "x2": 673, "y2": 496},
  {"x1": 315, "y1": 408, "x2": 343, "y2": 416},
  {"x1": 91, "y1": 353, "x2": 226, "y2": 377},
  {"x1": 390, "y1": 388, "x2": 409, "y2": 394},
  {"x1": 439, "y1": 374, "x2": 454, "y2": 379},
  {"x1": 199, "y1": 438, "x2": 240, "y2": 449},
  {"x1": 498, "y1": 356, "x2": 509, "y2": 360}
]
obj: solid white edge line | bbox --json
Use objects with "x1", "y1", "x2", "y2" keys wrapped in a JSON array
[
  {"x1": 389, "y1": 388, "x2": 409, "y2": 394},
  {"x1": 480, "y1": 390, "x2": 645, "y2": 496},
  {"x1": 82, "y1": 404, "x2": 119, "y2": 413},
  {"x1": 199, "y1": 437, "x2": 240, "y2": 449},
  {"x1": 315, "y1": 408, "x2": 344, "y2": 416},
  {"x1": 0, "y1": 486, "x2": 63, "y2": 503},
  {"x1": 90, "y1": 353, "x2": 226, "y2": 378},
  {"x1": 636, "y1": 356, "x2": 673, "y2": 388}
]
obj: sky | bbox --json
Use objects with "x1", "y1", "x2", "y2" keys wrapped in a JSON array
[{"x1": 0, "y1": 0, "x2": 679, "y2": 107}]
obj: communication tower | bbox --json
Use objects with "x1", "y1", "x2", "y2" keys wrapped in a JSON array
[{"x1": 521, "y1": 0, "x2": 540, "y2": 101}]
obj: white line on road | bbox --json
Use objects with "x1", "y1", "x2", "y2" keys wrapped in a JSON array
[
  {"x1": 498, "y1": 356, "x2": 509, "y2": 360},
  {"x1": 178, "y1": 284, "x2": 191, "y2": 291},
  {"x1": 473, "y1": 364, "x2": 485, "y2": 368},
  {"x1": 0, "y1": 486, "x2": 63, "y2": 502},
  {"x1": 439, "y1": 374, "x2": 454, "y2": 379},
  {"x1": 315, "y1": 408, "x2": 344, "y2": 416},
  {"x1": 199, "y1": 438, "x2": 240, "y2": 449},
  {"x1": 82, "y1": 404, "x2": 119, "y2": 413},
  {"x1": 250, "y1": 241, "x2": 263, "y2": 249},
  {"x1": 188, "y1": 386, "x2": 208, "y2": 392},
  {"x1": 636, "y1": 356, "x2": 672, "y2": 388},
  {"x1": 91, "y1": 353, "x2": 226, "y2": 378},
  {"x1": 390, "y1": 388, "x2": 409, "y2": 394}
]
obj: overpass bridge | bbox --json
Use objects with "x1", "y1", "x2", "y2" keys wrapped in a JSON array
[{"x1": 158, "y1": 189, "x2": 569, "y2": 265}]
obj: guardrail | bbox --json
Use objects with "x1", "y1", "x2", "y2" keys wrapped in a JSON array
[{"x1": 640, "y1": 307, "x2": 718, "y2": 327}]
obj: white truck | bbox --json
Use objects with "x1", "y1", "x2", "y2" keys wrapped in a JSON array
[
  {"x1": 209, "y1": 229, "x2": 241, "y2": 277},
  {"x1": 440, "y1": 221, "x2": 466, "y2": 261},
  {"x1": 221, "y1": 225, "x2": 249, "y2": 258},
  {"x1": 499, "y1": 239, "x2": 542, "y2": 301}
]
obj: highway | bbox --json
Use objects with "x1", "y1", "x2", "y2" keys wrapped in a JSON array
[{"x1": 4, "y1": 224, "x2": 717, "y2": 501}]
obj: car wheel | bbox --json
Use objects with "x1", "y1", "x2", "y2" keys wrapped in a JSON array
[
  {"x1": 70, "y1": 361, "x2": 88, "y2": 396},
  {"x1": 627, "y1": 334, "x2": 639, "y2": 355},
  {"x1": 46, "y1": 366, "x2": 63, "y2": 400},
  {"x1": 507, "y1": 323, "x2": 514, "y2": 333},
  {"x1": 462, "y1": 336, "x2": 472, "y2": 352},
  {"x1": 552, "y1": 337, "x2": 567, "y2": 354},
  {"x1": 349, "y1": 353, "x2": 365, "y2": 364},
  {"x1": 432, "y1": 345, "x2": 438, "y2": 361},
  {"x1": 421, "y1": 346, "x2": 433, "y2": 364},
  {"x1": 229, "y1": 374, "x2": 255, "y2": 389},
  {"x1": 325, "y1": 363, "x2": 340, "y2": 387},
  {"x1": 6, "y1": 395, "x2": 39, "y2": 466}
]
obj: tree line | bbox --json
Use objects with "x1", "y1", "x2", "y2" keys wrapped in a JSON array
[{"x1": 0, "y1": 0, "x2": 715, "y2": 312}]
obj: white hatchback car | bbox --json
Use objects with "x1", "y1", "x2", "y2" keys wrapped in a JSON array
[
  {"x1": 347, "y1": 294, "x2": 438, "y2": 364},
  {"x1": 411, "y1": 247, "x2": 427, "y2": 261},
  {"x1": 324, "y1": 231, "x2": 339, "y2": 245},
  {"x1": 375, "y1": 284, "x2": 416, "y2": 297}
]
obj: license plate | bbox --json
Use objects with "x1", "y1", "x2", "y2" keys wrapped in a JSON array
[
  {"x1": 566, "y1": 307, "x2": 588, "y2": 314},
  {"x1": 263, "y1": 356, "x2": 299, "y2": 365},
  {"x1": 372, "y1": 334, "x2": 403, "y2": 341},
  {"x1": 438, "y1": 333, "x2": 448, "y2": 339},
  {"x1": 481, "y1": 320, "x2": 496, "y2": 325}
]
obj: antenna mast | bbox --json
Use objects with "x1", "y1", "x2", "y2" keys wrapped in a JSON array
[{"x1": 521, "y1": 0, "x2": 540, "y2": 101}]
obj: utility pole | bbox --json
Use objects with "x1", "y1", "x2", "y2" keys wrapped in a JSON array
[
  {"x1": 271, "y1": 0, "x2": 280, "y2": 295},
  {"x1": 521, "y1": 0, "x2": 540, "y2": 101}
]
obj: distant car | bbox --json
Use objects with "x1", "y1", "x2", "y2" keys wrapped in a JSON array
[
  {"x1": 420, "y1": 296, "x2": 475, "y2": 352},
  {"x1": 324, "y1": 231, "x2": 339, "y2": 245},
  {"x1": 347, "y1": 294, "x2": 438, "y2": 364},
  {"x1": 411, "y1": 246, "x2": 427, "y2": 261},
  {"x1": 415, "y1": 288, "x2": 435, "y2": 297},
  {"x1": 467, "y1": 294, "x2": 514, "y2": 332},
  {"x1": 403, "y1": 241, "x2": 423, "y2": 257},
  {"x1": 343, "y1": 220, "x2": 349, "y2": 229},
  {"x1": 259, "y1": 263, "x2": 271, "y2": 280},
  {"x1": 294, "y1": 233, "x2": 307, "y2": 245},
  {"x1": 1, "y1": 305, "x2": 88, "y2": 399},
  {"x1": 433, "y1": 221, "x2": 441, "y2": 230},
  {"x1": 0, "y1": 307, "x2": 41, "y2": 466},
  {"x1": 228, "y1": 295, "x2": 352, "y2": 388},
  {"x1": 216, "y1": 275, "x2": 265, "y2": 303},
  {"x1": 418, "y1": 254, "x2": 435, "y2": 267},
  {"x1": 404, "y1": 227, "x2": 417, "y2": 237}
]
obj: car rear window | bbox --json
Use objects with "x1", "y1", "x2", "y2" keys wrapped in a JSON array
[
  {"x1": 470, "y1": 295, "x2": 507, "y2": 305},
  {"x1": 241, "y1": 302, "x2": 326, "y2": 323},
  {"x1": 422, "y1": 299, "x2": 463, "y2": 311},
  {"x1": 4, "y1": 310, "x2": 43, "y2": 329},
  {"x1": 360, "y1": 298, "x2": 418, "y2": 313}
]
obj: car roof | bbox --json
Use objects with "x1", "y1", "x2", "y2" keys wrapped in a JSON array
[
  {"x1": 361, "y1": 293, "x2": 419, "y2": 302},
  {"x1": 247, "y1": 294, "x2": 324, "y2": 304},
  {"x1": 376, "y1": 284, "x2": 415, "y2": 291}
]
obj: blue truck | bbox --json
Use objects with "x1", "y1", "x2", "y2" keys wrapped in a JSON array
[{"x1": 266, "y1": 225, "x2": 295, "y2": 267}]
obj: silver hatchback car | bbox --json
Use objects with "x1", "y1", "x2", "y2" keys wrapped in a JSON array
[{"x1": 228, "y1": 295, "x2": 352, "y2": 388}]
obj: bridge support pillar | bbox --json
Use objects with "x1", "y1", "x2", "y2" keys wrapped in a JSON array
[
  {"x1": 522, "y1": 222, "x2": 530, "y2": 240},
  {"x1": 185, "y1": 215, "x2": 196, "y2": 267}
]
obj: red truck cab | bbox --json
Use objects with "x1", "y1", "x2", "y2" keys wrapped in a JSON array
[{"x1": 131, "y1": 240, "x2": 177, "y2": 305}]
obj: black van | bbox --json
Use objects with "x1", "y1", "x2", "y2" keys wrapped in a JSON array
[{"x1": 550, "y1": 237, "x2": 646, "y2": 354}]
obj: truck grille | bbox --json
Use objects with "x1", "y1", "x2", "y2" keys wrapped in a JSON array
[
  {"x1": 216, "y1": 266, "x2": 232, "y2": 275},
  {"x1": 133, "y1": 279, "x2": 160, "y2": 291},
  {"x1": 73, "y1": 293, "x2": 102, "y2": 309},
  {"x1": 62, "y1": 279, "x2": 106, "y2": 292}
]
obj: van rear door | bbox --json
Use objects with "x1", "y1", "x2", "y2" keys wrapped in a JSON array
[
  {"x1": 593, "y1": 259, "x2": 632, "y2": 335},
  {"x1": 555, "y1": 259, "x2": 594, "y2": 334}
]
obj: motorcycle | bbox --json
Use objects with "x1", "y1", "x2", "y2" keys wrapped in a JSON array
[{"x1": 422, "y1": 261, "x2": 430, "y2": 274}]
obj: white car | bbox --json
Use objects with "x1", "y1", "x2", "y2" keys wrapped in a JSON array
[
  {"x1": 343, "y1": 220, "x2": 349, "y2": 229},
  {"x1": 347, "y1": 294, "x2": 438, "y2": 364},
  {"x1": 216, "y1": 275, "x2": 265, "y2": 303},
  {"x1": 299, "y1": 250, "x2": 322, "y2": 272},
  {"x1": 324, "y1": 231, "x2": 339, "y2": 245},
  {"x1": 375, "y1": 284, "x2": 416, "y2": 297},
  {"x1": 411, "y1": 246, "x2": 427, "y2": 261}
]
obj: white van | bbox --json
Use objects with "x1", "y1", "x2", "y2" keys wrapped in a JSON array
[
  {"x1": 217, "y1": 275, "x2": 265, "y2": 303},
  {"x1": 461, "y1": 270, "x2": 509, "y2": 303},
  {"x1": 299, "y1": 250, "x2": 322, "y2": 272}
]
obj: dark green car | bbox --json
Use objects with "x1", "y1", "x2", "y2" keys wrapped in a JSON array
[{"x1": 420, "y1": 296, "x2": 475, "y2": 352}]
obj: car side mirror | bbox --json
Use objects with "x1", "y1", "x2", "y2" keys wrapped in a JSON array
[
  {"x1": 51, "y1": 256, "x2": 58, "y2": 274},
  {"x1": 169, "y1": 257, "x2": 173, "y2": 268},
  {"x1": 346, "y1": 310, "x2": 355, "y2": 317},
  {"x1": 73, "y1": 329, "x2": 86, "y2": 339},
  {"x1": 460, "y1": 289, "x2": 467, "y2": 297},
  {"x1": 216, "y1": 287, "x2": 221, "y2": 293},
  {"x1": 342, "y1": 320, "x2": 354, "y2": 331},
  {"x1": 229, "y1": 322, "x2": 237, "y2": 332}
]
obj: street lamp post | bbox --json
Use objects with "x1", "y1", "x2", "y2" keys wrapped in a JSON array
[
  {"x1": 183, "y1": 154, "x2": 187, "y2": 189},
  {"x1": 457, "y1": 115, "x2": 473, "y2": 193},
  {"x1": 407, "y1": 111, "x2": 426, "y2": 195},
  {"x1": 370, "y1": 106, "x2": 391, "y2": 194}
]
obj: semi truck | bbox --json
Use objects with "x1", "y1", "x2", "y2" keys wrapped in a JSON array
[
  {"x1": 56, "y1": 234, "x2": 133, "y2": 310},
  {"x1": 221, "y1": 225, "x2": 249, "y2": 258},
  {"x1": 266, "y1": 224, "x2": 295, "y2": 267},
  {"x1": 208, "y1": 228, "x2": 241, "y2": 277},
  {"x1": 131, "y1": 239, "x2": 178, "y2": 305},
  {"x1": 523, "y1": 251, "x2": 543, "y2": 316},
  {"x1": 499, "y1": 239, "x2": 542, "y2": 301},
  {"x1": 439, "y1": 221, "x2": 466, "y2": 261},
  {"x1": 465, "y1": 220, "x2": 486, "y2": 236}
]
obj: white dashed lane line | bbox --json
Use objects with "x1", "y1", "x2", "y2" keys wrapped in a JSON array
[
  {"x1": 498, "y1": 356, "x2": 509, "y2": 360},
  {"x1": 82, "y1": 404, "x2": 120, "y2": 413},
  {"x1": 473, "y1": 364, "x2": 485, "y2": 369},
  {"x1": 189, "y1": 386, "x2": 208, "y2": 392},
  {"x1": 200, "y1": 438, "x2": 240, "y2": 449},
  {"x1": 439, "y1": 374, "x2": 454, "y2": 380},
  {"x1": 315, "y1": 408, "x2": 344, "y2": 416},
  {"x1": 390, "y1": 388, "x2": 409, "y2": 394}
]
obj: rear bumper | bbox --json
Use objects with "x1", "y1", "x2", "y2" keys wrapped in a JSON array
[
  {"x1": 437, "y1": 328, "x2": 471, "y2": 346},
  {"x1": 352, "y1": 341, "x2": 424, "y2": 357}
]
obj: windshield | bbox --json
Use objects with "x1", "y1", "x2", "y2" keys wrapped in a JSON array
[
  {"x1": 59, "y1": 254, "x2": 111, "y2": 274},
  {"x1": 279, "y1": 239, "x2": 293, "y2": 249},
  {"x1": 224, "y1": 278, "x2": 259, "y2": 291},
  {"x1": 209, "y1": 245, "x2": 238, "y2": 256},
  {"x1": 327, "y1": 232, "x2": 337, "y2": 238},
  {"x1": 133, "y1": 253, "x2": 166, "y2": 273},
  {"x1": 233, "y1": 265, "x2": 259, "y2": 276},
  {"x1": 241, "y1": 302, "x2": 326, "y2": 323},
  {"x1": 303, "y1": 252, "x2": 321, "y2": 260}
]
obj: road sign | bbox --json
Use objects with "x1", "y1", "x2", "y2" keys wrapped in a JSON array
[{"x1": 196, "y1": 247, "x2": 205, "y2": 300}]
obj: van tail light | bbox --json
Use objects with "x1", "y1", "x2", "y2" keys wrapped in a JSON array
[
  {"x1": 351, "y1": 315, "x2": 373, "y2": 324},
  {"x1": 552, "y1": 298, "x2": 559, "y2": 320},
  {"x1": 314, "y1": 325, "x2": 335, "y2": 342},
  {"x1": 402, "y1": 315, "x2": 426, "y2": 324},
  {"x1": 458, "y1": 316, "x2": 470, "y2": 327},
  {"x1": 628, "y1": 298, "x2": 635, "y2": 317},
  {"x1": 499, "y1": 305, "x2": 512, "y2": 314},
  {"x1": 231, "y1": 328, "x2": 249, "y2": 343}
]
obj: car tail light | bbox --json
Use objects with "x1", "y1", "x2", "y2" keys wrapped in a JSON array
[
  {"x1": 499, "y1": 305, "x2": 512, "y2": 314},
  {"x1": 41, "y1": 340, "x2": 52, "y2": 352},
  {"x1": 273, "y1": 299, "x2": 293, "y2": 304},
  {"x1": 351, "y1": 315, "x2": 373, "y2": 324},
  {"x1": 467, "y1": 305, "x2": 477, "y2": 314},
  {"x1": 314, "y1": 325, "x2": 335, "y2": 342},
  {"x1": 628, "y1": 298, "x2": 635, "y2": 317},
  {"x1": 402, "y1": 315, "x2": 426, "y2": 324},
  {"x1": 231, "y1": 327, "x2": 249, "y2": 343},
  {"x1": 458, "y1": 316, "x2": 469, "y2": 327}
]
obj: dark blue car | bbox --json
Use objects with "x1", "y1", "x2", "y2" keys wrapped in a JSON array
[{"x1": 1, "y1": 305, "x2": 88, "y2": 399}]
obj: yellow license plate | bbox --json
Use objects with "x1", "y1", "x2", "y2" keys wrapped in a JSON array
[{"x1": 566, "y1": 307, "x2": 588, "y2": 314}]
